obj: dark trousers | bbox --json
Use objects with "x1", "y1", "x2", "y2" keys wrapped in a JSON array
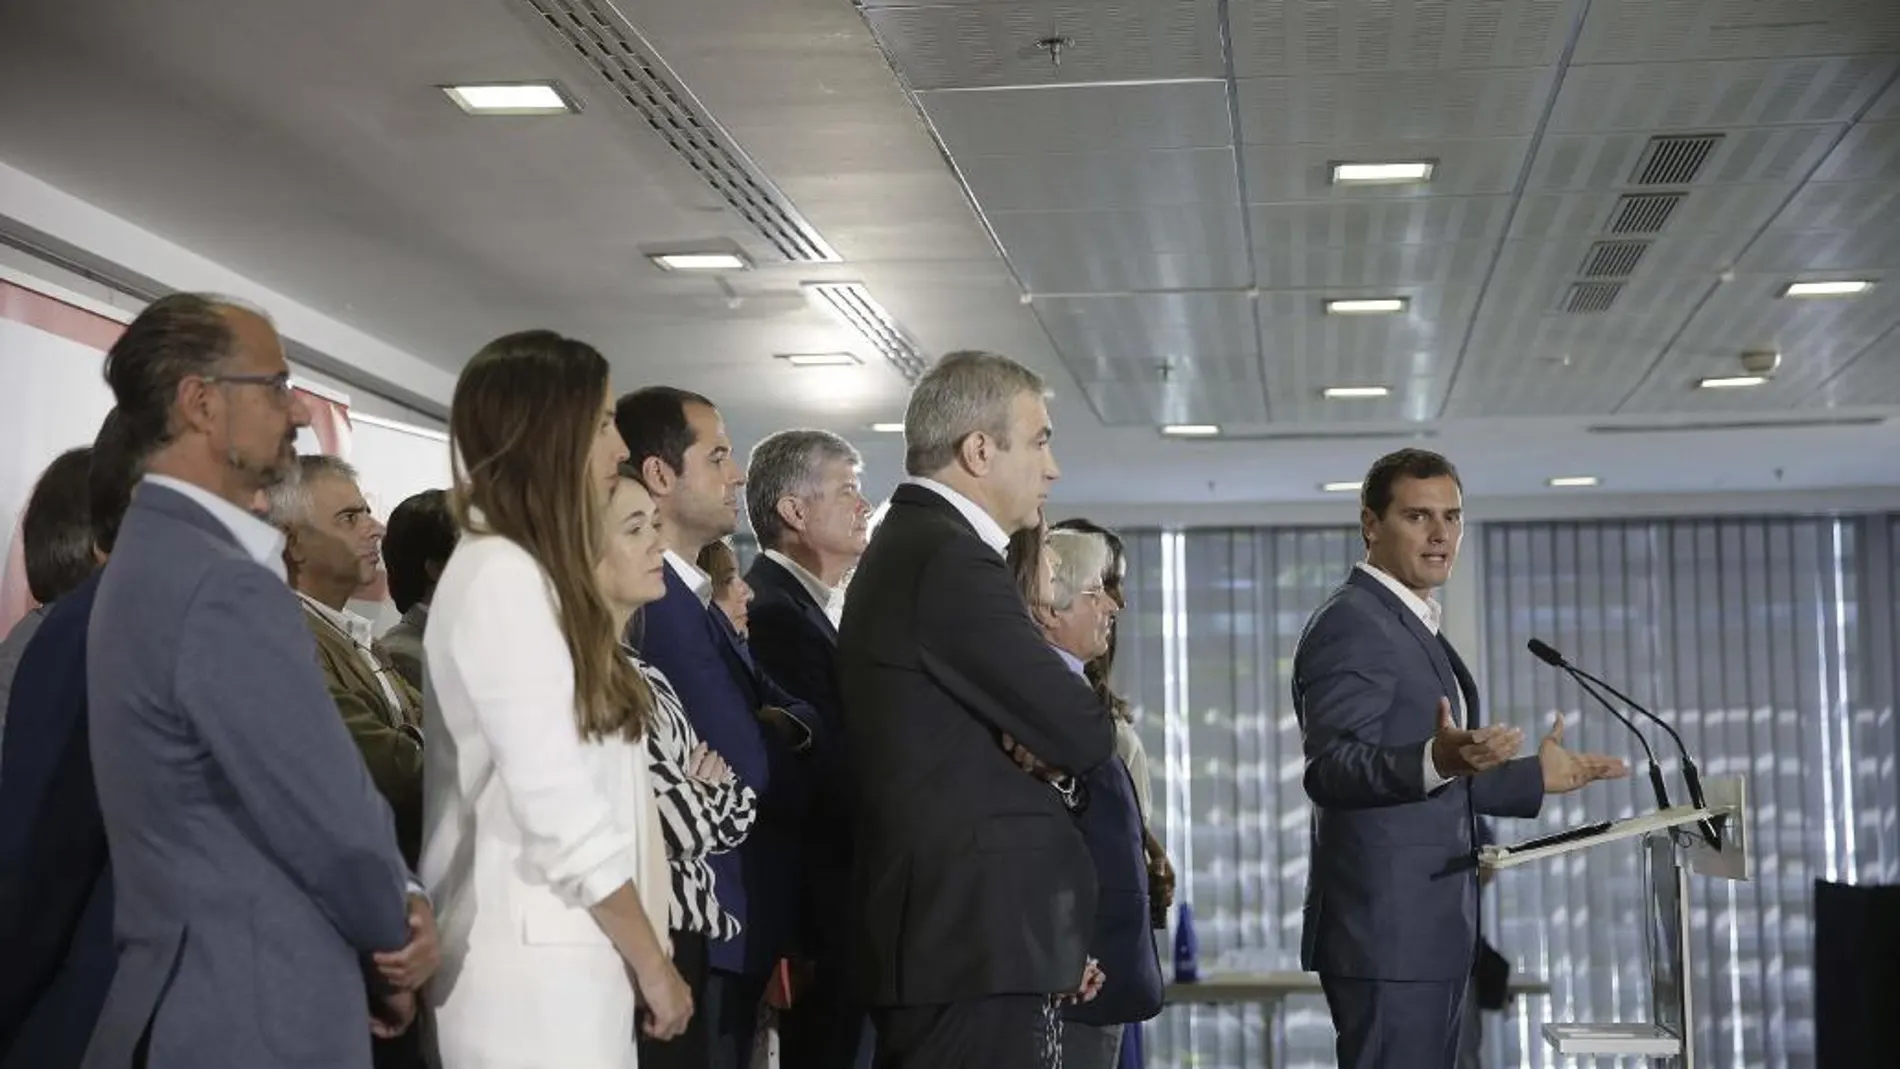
[
  {"x1": 639, "y1": 930, "x2": 711, "y2": 1069},
  {"x1": 777, "y1": 958, "x2": 873, "y2": 1069},
  {"x1": 1320, "y1": 975, "x2": 1467, "y2": 1069},
  {"x1": 706, "y1": 967, "x2": 768, "y2": 1069},
  {"x1": 872, "y1": 995, "x2": 1058, "y2": 1069}
]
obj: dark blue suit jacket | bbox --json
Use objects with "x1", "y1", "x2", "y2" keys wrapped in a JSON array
[
  {"x1": 1062, "y1": 729, "x2": 1164, "y2": 1027},
  {"x1": 0, "y1": 573, "x2": 113, "y2": 1069},
  {"x1": 636, "y1": 562, "x2": 819, "y2": 975},
  {"x1": 1292, "y1": 567, "x2": 1544, "y2": 983}
]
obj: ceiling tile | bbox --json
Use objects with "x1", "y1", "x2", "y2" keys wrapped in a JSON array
[
  {"x1": 1620, "y1": 273, "x2": 1900, "y2": 410},
  {"x1": 993, "y1": 203, "x2": 1251, "y2": 292},
  {"x1": 1256, "y1": 285, "x2": 1482, "y2": 422},
  {"x1": 1248, "y1": 196, "x2": 1514, "y2": 248},
  {"x1": 960, "y1": 147, "x2": 1238, "y2": 211},
  {"x1": 863, "y1": 0, "x2": 1223, "y2": 91},
  {"x1": 1254, "y1": 239, "x2": 1499, "y2": 289},
  {"x1": 920, "y1": 82, "x2": 1232, "y2": 154},
  {"x1": 1547, "y1": 55, "x2": 1899, "y2": 133},
  {"x1": 1037, "y1": 292, "x2": 1260, "y2": 381},
  {"x1": 1572, "y1": 0, "x2": 1900, "y2": 64},
  {"x1": 1738, "y1": 227, "x2": 1900, "y2": 273},
  {"x1": 1229, "y1": 0, "x2": 1579, "y2": 77},
  {"x1": 1079, "y1": 378, "x2": 1271, "y2": 426},
  {"x1": 1524, "y1": 126, "x2": 1842, "y2": 189},
  {"x1": 1811, "y1": 121, "x2": 1900, "y2": 183},
  {"x1": 1508, "y1": 185, "x2": 1797, "y2": 239},
  {"x1": 1236, "y1": 68, "x2": 1557, "y2": 144},
  {"x1": 1241, "y1": 137, "x2": 1531, "y2": 200},
  {"x1": 1768, "y1": 181, "x2": 1900, "y2": 233},
  {"x1": 1804, "y1": 338, "x2": 1900, "y2": 408}
]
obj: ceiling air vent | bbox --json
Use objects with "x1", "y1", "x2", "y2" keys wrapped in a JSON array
[
  {"x1": 516, "y1": 0, "x2": 840, "y2": 263},
  {"x1": 1607, "y1": 193, "x2": 1684, "y2": 235},
  {"x1": 1563, "y1": 281, "x2": 1624, "y2": 314},
  {"x1": 1580, "y1": 240, "x2": 1650, "y2": 278},
  {"x1": 1631, "y1": 134, "x2": 1724, "y2": 186}
]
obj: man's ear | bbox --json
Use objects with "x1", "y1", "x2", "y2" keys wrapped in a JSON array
[
  {"x1": 640, "y1": 455, "x2": 675, "y2": 495},
  {"x1": 1360, "y1": 507, "x2": 1379, "y2": 547},
  {"x1": 1031, "y1": 601, "x2": 1059, "y2": 630},
  {"x1": 955, "y1": 431, "x2": 991, "y2": 476},
  {"x1": 774, "y1": 495, "x2": 804, "y2": 535}
]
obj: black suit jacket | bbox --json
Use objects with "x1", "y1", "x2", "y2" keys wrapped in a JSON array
[{"x1": 837, "y1": 483, "x2": 1115, "y2": 1006}]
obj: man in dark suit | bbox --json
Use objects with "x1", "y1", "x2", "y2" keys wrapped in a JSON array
[
  {"x1": 742, "y1": 428, "x2": 873, "y2": 1069},
  {"x1": 1293, "y1": 448, "x2": 1627, "y2": 1069},
  {"x1": 0, "y1": 410, "x2": 139, "y2": 1069},
  {"x1": 839, "y1": 350, "x2": 1115, "y2": 1069},
  {"x1": 619, "y1": 387, "x2": 822, "y2": 1069}
]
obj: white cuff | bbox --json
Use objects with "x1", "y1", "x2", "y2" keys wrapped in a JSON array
[{"x1": 1422, "y1": 739, "x2": 1452, "y2": 794}]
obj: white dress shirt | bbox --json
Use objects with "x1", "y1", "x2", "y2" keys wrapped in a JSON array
[
  {"x1": 666, "y1": 549, "x2": 713, "y2": 607},
  {"x1": 1354, "y1": 561, "x2": 1456, "y2": 794},
  {"x1": 420, "y1": 530, "x2": 668, "y2": 1069},
  {"x1": 762, "y1": 548, "x2": 846, "y2": 628},
  {"x1": 145, "y1": 474, "x2": 286, "y2": 581},
  {"x1": 904, "y1": 476, "x2": 1010, "y2": 556}
]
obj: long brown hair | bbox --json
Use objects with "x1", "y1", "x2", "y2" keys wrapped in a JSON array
[{"x1": 449, "y1": 330, "x2": 652, "y2": 740}]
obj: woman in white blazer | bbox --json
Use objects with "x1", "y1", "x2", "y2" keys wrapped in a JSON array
[{"x1": 419, "y1": 330, "x2": 690, "y2": 1069}]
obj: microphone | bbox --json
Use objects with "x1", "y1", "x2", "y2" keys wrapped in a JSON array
[
  {"x1": 1525, "y1": 639, "x2": 1670, "y2": 812},
  {"x1": 1528, "y1": 638, "x2": 1721, "y2": 846}
]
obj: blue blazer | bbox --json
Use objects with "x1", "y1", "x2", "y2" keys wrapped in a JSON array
[
  {"x1": 1292, "y1": 567, "x2": 1544, "y2": 982},
  {"x1": 1062, "y1": 752, "x2": 1164, "y2": 1027},
  {"x1": 0, "y1": 573, "x2": 112, "y2": 1069},
  {"x1": 635, "y1": 564, "x2": 820, "y2": 975}
]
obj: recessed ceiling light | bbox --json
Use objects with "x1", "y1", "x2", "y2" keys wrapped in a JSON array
[
  {"x1": 869, "y1": 422, "x2": 905, "y2": 433},
  {"x1": 649, "y1": 251, "x2": 750, "y2": 272},
  {"x1": 1697, "y1": 374, "x2": 1768, "y2": 389},
  {"x1": 1780, "y1": 280, "x2": 1873, "y2": 298},
  {"x1": 1325, "y1": 297, "x2": 1409, "y2": 315},
  {"x1": 1321, "y1": 481, "x2": 1363, "y2": 493},
  {"x1": 1161, "y1": 424, "x2": 1221, "y2": 437},
  {"x1": 777, "y1": 353, "x2": 860, "y2": 368},
  {"x1": 1548, "y1": 476, "x2": 1600, "y2": 488},
  {"x1": 1331, "y1": 161, "x2": 1435, "y2": 185},
  {"x1": 441, "y1": 82, "x2": 575, "y2": 116},
  {"x1": 1322, "y1": 385, "x2": 1392, "y2": 399}
]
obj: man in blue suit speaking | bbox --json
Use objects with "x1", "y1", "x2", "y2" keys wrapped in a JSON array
[{"x1": 1293, "y1": 448, "x2": 1626, "y2": 1069}]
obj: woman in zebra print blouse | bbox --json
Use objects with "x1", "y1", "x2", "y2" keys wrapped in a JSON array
[{"x1": 595, "y1": 467, "x2": 759, "y2": 1067}]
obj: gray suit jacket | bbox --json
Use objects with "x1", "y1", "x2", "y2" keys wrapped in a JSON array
[
  {"x1": 84, "y1": 483, "x2": 410, "y2": 1069},
  {"x1": 1292, "y1": 568, "x2": 1543, "y2": 983}
]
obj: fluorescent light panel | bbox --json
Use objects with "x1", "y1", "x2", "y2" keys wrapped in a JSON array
[
  {"x1": 1322, "y1": 385, "x2": 1391, "y2": 399},
  {"x1": 441, "y1": 83, "x2": 573, "y2": 115},
  {"x1": 1331, "y1": 160, "x2": 1435, "y2": 185},
  {"x1": 1161, "y1": 424, "x2": 1221, "y2": 437},
  {"x1": 1325, "y1": 297, "x2": 1408, "y2": 315},
  {"x1": 778, "y1": 353, "x2": 860, "y2": 368},
  {"x1": 649, "y1": 252, "x2": 749, "y2": 272},
  {"x1": 1321, "y1": 481, "x2": 1363, "y2": 493},
  {"x1": 869, "y1": 422, "x2": 905, "y2": 433},
  {"x1": 1697, "y1": 375, "x2": 1768, "y2": 389},
  {"x1": 1548, "y1": 476, "x2": 1600, "y2": 488},
  {"x1": 1781, "y1": 279, "x2": 1873, "y2": 297}
]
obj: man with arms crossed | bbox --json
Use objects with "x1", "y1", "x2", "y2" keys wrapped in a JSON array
[
  {"x1": 839, "y1": 351, "x2": 1114, "y2": 1069},
  {"x1": 1294, "y1": 448, "x2": 1626, "y2": 1068},
  {"x1": 84, "y1": 294, "x2": 432, "y2": 1069}
]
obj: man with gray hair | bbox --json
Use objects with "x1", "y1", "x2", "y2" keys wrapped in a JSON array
[
  {"x1": 742, "y1": 429, "x2": 872, "y2": 1069},
  {"x1": 838, "y1": 351, "x2": 1114, "y2": 1069},
  {"x1": 267, "y1": 455, "x2": 424, "y2": 869},
  {"x1": 85, "y1": 293, "x2": 431, "y2": 1068}
]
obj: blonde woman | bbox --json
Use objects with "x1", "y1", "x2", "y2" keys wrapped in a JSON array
[{"x1": 420, "y1": 331, "x2": 689, "y2": 1068}]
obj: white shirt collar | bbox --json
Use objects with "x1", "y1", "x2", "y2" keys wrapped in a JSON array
[
  {"x1": 296, "y1": 592, "x2": 378, "y2": 648},
  {"x1": 665, "y1": 549, "x2": 712, "y2": 608},
  {"x1": 762, "y1": 548, "x2": 844, "y2": 625},
  {"x1": 904, "y1": 476, "x2": 1010, "y2": 556},
  {"x1": 144, "y1": 474, "x2": 287, "y2": 582},
  {"x1": 1355, "y1": 561, "x2": 1442, "y2": 635},
  {"x1": 1051, "y1": 644, "x2": 1088, "y2": 678}
]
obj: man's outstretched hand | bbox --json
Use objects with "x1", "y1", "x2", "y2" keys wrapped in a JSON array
[
  {"x1": 1538, "y1": 713, "x2": 1629, "y2": 793},
  {"x1": 1430, "y1": 697, "x2": 1524, "y2": 778}
]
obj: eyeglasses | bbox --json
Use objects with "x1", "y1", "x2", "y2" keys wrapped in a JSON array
[{"x1": 202, "y1": 371, "x2": 295, "y2": 404}]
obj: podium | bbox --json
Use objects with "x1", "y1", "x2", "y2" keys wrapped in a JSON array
[{"x1": 1479, "y1": 775, "x2": 1750, "y2": 1068}]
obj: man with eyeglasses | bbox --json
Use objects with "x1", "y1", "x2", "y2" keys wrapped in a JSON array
[{"x1": 84, "y1": 294, "x2": 436, "y2": 1069}]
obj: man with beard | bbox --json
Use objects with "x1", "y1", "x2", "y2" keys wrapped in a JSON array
[
  {"x1": 617, "y1": 387, "x2": 821, "y2": 1069},
  {"x1": 742, "y1": 429, "x2": 873, "y2": 1069},
  {"x1": 84, "y1": 294, "x2": 432, "y2": 1069}
]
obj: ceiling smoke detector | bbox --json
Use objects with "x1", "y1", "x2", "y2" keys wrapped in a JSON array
[{"x1": 1740, "y1": 350, "x2": 1781, "y2": 377}]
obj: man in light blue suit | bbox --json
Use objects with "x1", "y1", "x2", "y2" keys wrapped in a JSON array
[
  {"x1": 83, "y1": 294, "x2": 433, "y2": 1069},
  {"x1": 1294, "y1": 448, "x2": 1626, "y2": 1069}
]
